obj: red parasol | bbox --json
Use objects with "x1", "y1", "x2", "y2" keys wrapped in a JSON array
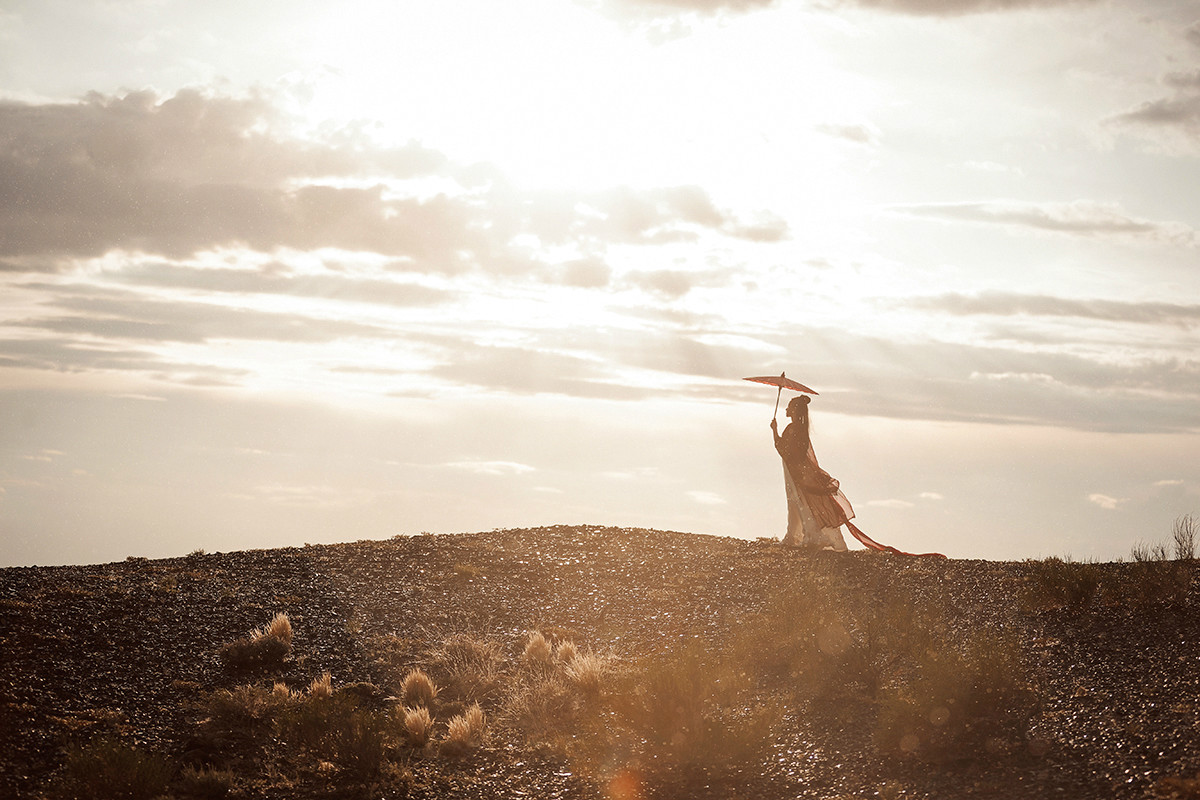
[{"x1": 743, "y1": 371, "x2": 818, "y2": 420}]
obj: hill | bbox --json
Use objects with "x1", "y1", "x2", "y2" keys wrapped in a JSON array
[{"x1": 2, "y1": 525, "x2": 1200, "y2": 799}]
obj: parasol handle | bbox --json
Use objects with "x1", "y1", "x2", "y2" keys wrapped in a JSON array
[{"x1": 772, "y1": 385, "x2": 782, "y2": 421}]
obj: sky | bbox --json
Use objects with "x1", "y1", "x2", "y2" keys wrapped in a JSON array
[{"x1": 1, "y1": 0, "x2": 1198, "y2": 566}]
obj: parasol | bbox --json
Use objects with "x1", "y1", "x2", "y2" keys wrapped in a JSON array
[{"x1": 743, "y1": 371, "x2": 818, "y2": 420}]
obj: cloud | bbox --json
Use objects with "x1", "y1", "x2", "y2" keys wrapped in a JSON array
[
  {"x1": 1112, "y1": 94, "x2": 1200, "y2": 139},
  {"x1": 745, "y1": 322, "x2": 1200, "y2": 433},
  {"x1": 687, "y1": 490, "x2": 728, "y2": 505},
  {"x1": 13, "y1": 289, "x2": 391, "y2": 344},
  {"x1": 834, "y1": 0, "x2": 1100, "y2": 15},
  {"x1": 0, "y1": 336, "x2": 249, "y2": 385},
  {"x1": 866, "y1": 498, "x2": 915, "y2": 509},
  {"x1": 0, "y1": 89, "x2": 781, "y2": 265},
  {"x1": 602, "y1": 0, "x2": 1092, "y2": 17},
  {"x1": 599, "y1": 0, "x2": 778, "y2": 18},
  {"x1": 891, "y1": 200, "x2": 1199, "y2": 246},
  {"x1": 1087, "y1": 493, "x2": 1126, "y2": 510},
  {"x1": 112, "y1": 263, "x2": 453, "y2": 308},
  {"x1": 1108, "y1": 24, "x2": 1200, "y2": 151},
  {"x1": 815, "y1": 122, "x2": 880, "y2": 147},
  {"x1": 444, "y1": 460, "x2": 537, "y2": 476},
  {"x1": 427, "y1": 341, "x2": 655, "y2": 401},
  {"x1": 900, "y1": 291, "x2": 1200, "y2": 327}
]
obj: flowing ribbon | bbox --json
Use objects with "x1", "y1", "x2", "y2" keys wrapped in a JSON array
[{"x1": 845, "y1": 521, "x2": 946, "y2": 559}]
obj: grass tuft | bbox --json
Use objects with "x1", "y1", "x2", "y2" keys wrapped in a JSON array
[
  {"x1": 177, "y1": 765, "x2": 237, "y2": 799},
  {"x1": 308, "y1": 671, "x2": 333, "y2": 700},
  {"x1": 555, "y1": 639, "x2": 579, "y2": 663},
  {"x1": 522, "y1": 630, "x2": 553, "y2": 665},
  {"x1": 442, "y1": 702, "x2": 485, "y2": 756},
  {"x1": 402, "y1": 705, "x2": 435, "y2": 747},
  {"x1": 400, "y1": 667, "x2": 439, "y2": 708},
  {"x1": 219, "y1": 612, "x2": 293, "y2": 672}
]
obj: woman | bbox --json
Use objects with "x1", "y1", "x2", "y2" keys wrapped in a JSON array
[{"x1": 770, "y1": 395, "x2": 852, "y2": 550}]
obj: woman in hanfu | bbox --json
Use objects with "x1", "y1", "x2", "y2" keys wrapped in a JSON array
[{"x1": 770, "y1": 395, "x2": 853, "y2": 550}]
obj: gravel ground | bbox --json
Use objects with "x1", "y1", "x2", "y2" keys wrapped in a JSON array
[{"x1": 2, "y1": 525, "x2": 1200, "y2": 799}]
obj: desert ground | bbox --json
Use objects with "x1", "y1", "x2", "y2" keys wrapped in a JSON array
[{"x1": 3, "y1": 525, "x2": 1200, "y2": 799}]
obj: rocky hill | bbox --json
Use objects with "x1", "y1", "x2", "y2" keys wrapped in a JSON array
[{"x1": 3, "y1": 526, "x2": 1199, "y2": 799}]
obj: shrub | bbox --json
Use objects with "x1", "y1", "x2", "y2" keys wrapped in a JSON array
[
  {"x1": 219, "y1": 612, "x2": 293, "y2": 671},
  {"x1": 219, "y1": 634, "x2": 290, "y2": 671},
  {"x1": 875, "y1": 629, "x2": 1037, "y2": 761},
  {"x1": 206, "y1": 684, "x2": 287, "y2": 736},
  {"x1": 1174, "y1": 514, "x2": 1198, "y2": 561},
  {"x1": 1126, "y1": 539, "x2": 1191, "y2": 607},
  {"x1": 55, "y1": 735, "x2": 175, "y2": 800},
  {"x1": 426, "y1": 633, "x2": 506, "y2": 702},
  {"x1": 1020, "y1": 557, "x2": 1105, "y2": 612},
  {"x1": 604, "y1": 644, "x2": 778, "y2": 794},
  {"x1": 328, "y1": 709, "x2": 389, "y2": 780},
  {"x1": 400, "y1": 668, "x2": 439, "y2": 708},
  {"x1": 402, "y1": 705, "x2": 434, "y2": 747},
  {"x1": 442, "y1": 703, "x2": 485, "y2": 756},
  {"x1": 501, "y1": 673, "x2": 579, "y2": 744}
]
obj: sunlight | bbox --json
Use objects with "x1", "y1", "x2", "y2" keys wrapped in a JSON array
[{"x1": 289, "y1": 0, "x2": 876, "y2": 203}]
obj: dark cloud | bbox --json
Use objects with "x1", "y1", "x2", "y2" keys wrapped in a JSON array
[
  {"x1": 1166, "y1": 70, "x2": 1200, "y2": 91},
  {"x1": 893, "y1": 201, "x2": 1196, "y2": 244},
  {"x1": 835, "y1": 0, "x2": 1099, "y2": 15},
  {"x1": 900, "y1": 291, "x2": 1200, "y2": 327},
  {"x1": 1187, "y1": 21, "x2": 1200, "y2": 49},
  {"x1": 0, "y1": 89, "x2": 784, "y2": 266},
  {"x1": 1113, "y1": 94, "x2": 1200, "y2": 133},
  {"x1": 1108, "y1": 24, "x2": 1200, "y2": 148}
]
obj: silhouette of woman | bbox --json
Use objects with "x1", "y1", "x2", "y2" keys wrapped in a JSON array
[{"x1": 771, "y1": 395, "x2": 852, "y2": 550}]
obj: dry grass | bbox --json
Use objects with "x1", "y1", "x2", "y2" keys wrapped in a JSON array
[
  {"x1": 177, "y1": 765, "x2": 237, "y2": 799},
  {"x1": 564, "y1": 651, "x2": 606, "y2": 695},
  {"x1": 401, "y1": 705, "x2": 434, "y2": 747},
  {"x1": 400, "y1": 667, "x2": 439, "y2": 708},
  {"x1": 254, "y1": 611, "x2": 293, "y2": 645},
  {"x1": 425, "y1": 633, "x2": 506, "y2": 702},
  {"x1": 442, "y1": 702, "x2": 486, "y2": 756},
  {"x1": 55, "y1": 736, "x2": 174, "y2": 800},
  {"x1": 308, "y1": 671, "x2": 333, "y2": 700},
  {"x1": 218, "y1": 612, "x2": 293, "y2": 672},
  {"x1": 555, "y1": 639, "x2": 579, "y2": 664},
  {"x1": 522, "y1": 630, "x2": 553, "y2": 665}
]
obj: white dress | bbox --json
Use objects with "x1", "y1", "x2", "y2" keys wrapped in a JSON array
[{"x1": 782, "y1": 460, "x2": 848, "y2": 551}]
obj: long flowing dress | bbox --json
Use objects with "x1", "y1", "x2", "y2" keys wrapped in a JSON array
[{"x1": 775, "y1": 422, "x2": 852, "y2": 550}]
